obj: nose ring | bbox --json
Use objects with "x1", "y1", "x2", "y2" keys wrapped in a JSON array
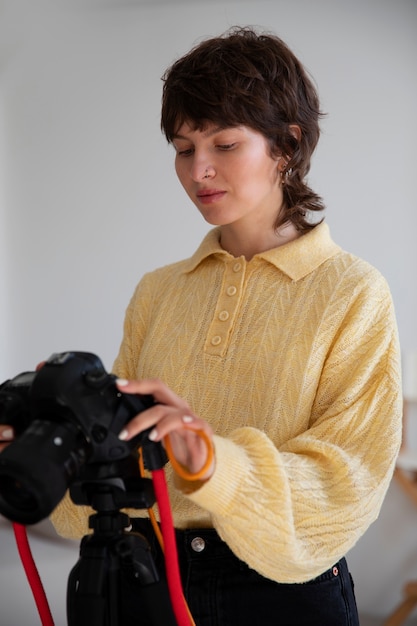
[{"x1": 203, "y1": 168, "x2": 210, "y2": 179}]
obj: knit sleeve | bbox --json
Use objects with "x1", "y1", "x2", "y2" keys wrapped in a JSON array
[{"x1": 185, "y1": 270, "x2": 402, "y2": 583}]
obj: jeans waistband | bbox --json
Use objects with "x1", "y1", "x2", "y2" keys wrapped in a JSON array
[{"x1": 129, "y1": 518, "x2": 346, "y2": 583}]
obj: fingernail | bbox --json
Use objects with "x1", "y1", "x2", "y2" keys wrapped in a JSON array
[
  {"x1": 116, "y1": 378, "x2": 129, "y2": 387},
  {"x1": 1, "y1": 429, "x2": 14, "y2": 440},
  {"x1": 118, "y1": 429, "x2": 129, "y2": 441},
  {"x1": 148, "y1": 428, "x2": 158, "y2": 441},
  {"x1": 182, "y1": 415, "x2": 194, "y2": 423}
]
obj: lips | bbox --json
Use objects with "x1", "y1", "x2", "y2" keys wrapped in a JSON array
[{"x1": 196, "y1": 189, "x2": 226, "y2": 204}]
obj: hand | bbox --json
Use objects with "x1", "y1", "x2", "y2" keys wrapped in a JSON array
[
  {"x1": 0, "y1": 426, "x2": 14, "y2": 453},
  {"x1": 116, "y1": 378, "x2": 215, "y2": 480}
]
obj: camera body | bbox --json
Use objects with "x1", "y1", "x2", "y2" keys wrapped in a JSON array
[{"x1": 0, "y1": 351, "x2": 160, "y2": 525}]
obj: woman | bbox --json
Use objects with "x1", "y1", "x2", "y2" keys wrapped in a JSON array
[{"x1": 1, "y1": 27, "x2": 402, "y2": 625}]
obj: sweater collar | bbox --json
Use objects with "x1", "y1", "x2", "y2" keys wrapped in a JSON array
[{"x1": 182, "y1": 221, "x2": 341, "y2": 281}]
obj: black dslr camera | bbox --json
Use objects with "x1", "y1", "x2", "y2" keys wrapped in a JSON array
[{"x1": 0, "y1": 351, "x2": 165, "y2": 525}]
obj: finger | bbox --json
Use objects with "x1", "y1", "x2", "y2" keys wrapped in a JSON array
[
  {"x1": 0, "y1": 427, "x2": 14, "y2": 443},
  {"x1": 118, "y1": 403, "x2": 188, "y2": 441},
  {"x1": 117, "y1": 378, "x2": 188, "y2": 410},
  {"x1": 149, "y1": 414, "x2": 213, "y2": 444},
  {"x1": 147, "y1": 414, "x2": 198, "y2": 443}
]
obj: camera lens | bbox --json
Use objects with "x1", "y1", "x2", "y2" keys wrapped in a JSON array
[
  {"x1": 0, "y1": 419, "x2": 89, "y2": 524},
  {"x1": 0, "y1": 476, "x2": 38, "y2": 512}
]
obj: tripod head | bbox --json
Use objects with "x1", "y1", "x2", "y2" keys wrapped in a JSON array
[{"x1": 67, "y1": 463, "x2": 177, "y2": 626}]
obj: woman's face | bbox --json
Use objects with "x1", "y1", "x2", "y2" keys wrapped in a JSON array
[{"x1": 172, "y1": 122, "x2": 283, "y2": 232}]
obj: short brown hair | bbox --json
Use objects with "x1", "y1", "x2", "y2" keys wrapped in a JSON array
[{"x1": 161, "y1": 26, "x2": 326, "y2": 232}]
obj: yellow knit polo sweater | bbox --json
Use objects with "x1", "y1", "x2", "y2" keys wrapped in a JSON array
[{"x1": 50, "y1": 222, "x2": 402, "y2": 583}]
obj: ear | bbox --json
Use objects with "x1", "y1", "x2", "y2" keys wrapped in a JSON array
[
  {"x1": 289, "y1": 124, "x2": 301, "y2": 142},
  {"x1": 277, "y1": 124, "x2": 301, "y2": 172}
]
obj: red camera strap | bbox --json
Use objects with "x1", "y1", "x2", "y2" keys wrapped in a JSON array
[{"x1": 13, "y1": 522, "x2": 55, "y2": 626}]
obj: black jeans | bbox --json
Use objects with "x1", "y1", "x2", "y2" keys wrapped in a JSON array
[{"x1": 120, "y1": 520, "x2": 360, "y2": 626}]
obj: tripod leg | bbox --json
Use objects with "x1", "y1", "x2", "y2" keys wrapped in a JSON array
[
  {"x1": 118, "y1": 532, "x2": 178, "y2": 626},
  {"x1": 67, "y1": 544, "x2": 117, "y2": 626},
  {"x1": 67, "y1": 531, "x2": 178, "y2": 626}
]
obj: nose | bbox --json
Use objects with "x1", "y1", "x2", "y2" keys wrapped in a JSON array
[
  {"x1": 203, "y1": 166, "x2": 215, "y2": 180},
  {"x1": 191, "y1": 162, "x2": 215, "y2": 182},
  {"x1": 183, "y1": 147, "x2": 214, "y2": 181}
]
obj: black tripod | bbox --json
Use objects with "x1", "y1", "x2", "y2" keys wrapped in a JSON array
[{"x1": 66, "y1": 474, "x2": 178, "y2": 626}]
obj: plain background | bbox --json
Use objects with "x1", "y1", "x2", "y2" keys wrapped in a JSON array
[{"x1": 0, "y1": 0, "x2": 416, "y2": 623}]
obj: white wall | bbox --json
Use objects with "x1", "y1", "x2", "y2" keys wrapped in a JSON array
[
  {"x1": 1, "y1": 0, "x2": 416, "y2": 622},
  {"x1": 0, "y1": 82, "x2": 9, "y2": 378}
]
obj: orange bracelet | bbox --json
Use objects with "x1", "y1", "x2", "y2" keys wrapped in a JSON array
[{"x1": 164, "y1": 428, "x2": 215, "y2": 481}]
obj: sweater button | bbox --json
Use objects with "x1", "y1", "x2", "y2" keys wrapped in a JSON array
[
  {"x1": 219, "y1": 310, "x2": 229, "y2": 321},
  {"x1": 191, "y1": 537, "x2": 206, "y2": 552},
  {"x1": 226, "y1": 286, "x2": 237, "y2": 296},
  {"x1": 211, "y1": 336, "x2": 222, "y2": 346},
  {"x1": 233, "y1": 262, "x2": 242, "y2": 272}
]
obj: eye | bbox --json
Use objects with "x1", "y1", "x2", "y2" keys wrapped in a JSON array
[
  {"x1": 217, "y1": 143, "x2": 237, "y2": 151},
  {"x1": 176, "y1": 147, "x2": 194, "y2": 157}
]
